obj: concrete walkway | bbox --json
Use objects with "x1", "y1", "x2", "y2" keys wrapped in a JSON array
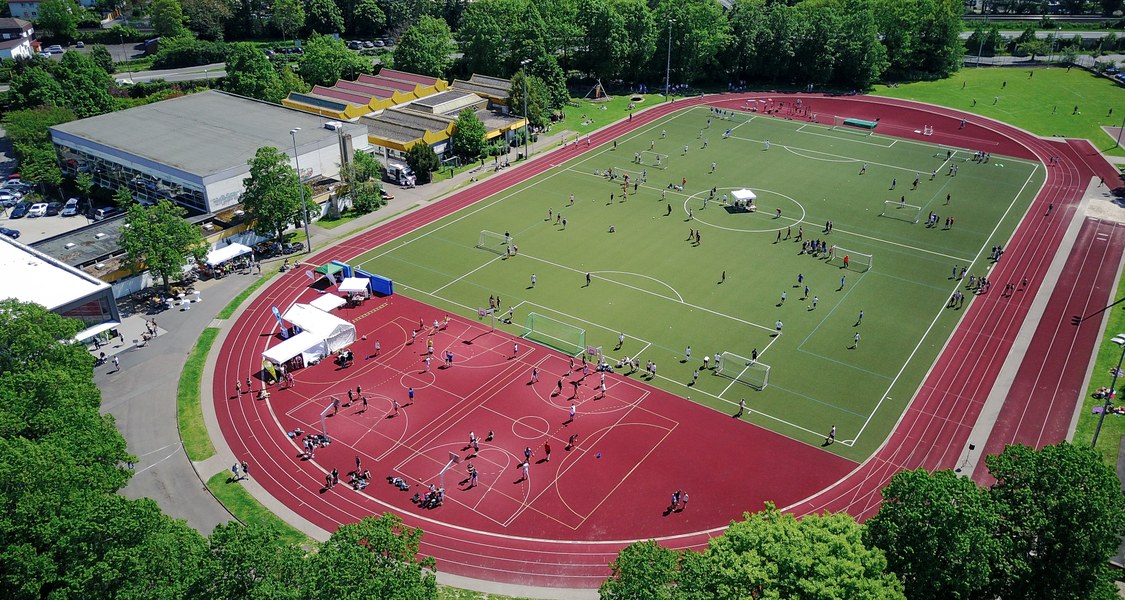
[{"x1": 98, "y1": 128, "x2": 596, "y2": 599}]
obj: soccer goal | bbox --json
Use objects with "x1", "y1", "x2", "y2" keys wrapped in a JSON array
[
  {"x1": 879, "y1": 200, "x2": 922, "y2": 223},
  {"x1": 638, "y1": 151, "x2": 669, "y2": 169},
  {"x1": 716, "y1": 352, "x2": 770, "y2": 390},
  {"x1": 612, "y1": 167, "x2": 646, "y2": 183},
  {"x1": 828, "y1": 247, "x2": 873, "y2": 272},
  {"x1": 830, "y1": 115, "x2": 877, "y2": 136},
  {"x1": 476, "y1": 230, "x2": 511, "y2": 254},
  {"x1": 523, "y1": 312, "x2": 587, "y2": 356}
]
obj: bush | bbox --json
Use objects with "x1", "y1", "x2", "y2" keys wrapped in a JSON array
[
  {"x1": 78, "y1": 25, "x2": 148, "y2": 45},
  {"x1": 152, "y1": 37, "x2": 230, "y2": 69}
]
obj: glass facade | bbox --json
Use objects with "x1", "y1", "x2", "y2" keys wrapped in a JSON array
[
  {"x1": 60, "y1": 295, "x2": 115, "y2": 328},
  {"x1": 55, "y1": 144, "x2": 208, "y2": 214}
]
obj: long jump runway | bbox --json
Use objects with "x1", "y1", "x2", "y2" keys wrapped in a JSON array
[{"x1": 213, "y1": 93, "x2": 1119, "y2": 588}]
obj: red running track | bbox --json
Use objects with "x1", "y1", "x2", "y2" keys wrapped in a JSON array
[{"x1": 213, "y1": 93, "x2": 1118, "y2": 588}]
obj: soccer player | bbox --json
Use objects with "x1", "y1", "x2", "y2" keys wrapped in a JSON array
[
  {"x1": 775, "y1": 320, "x2": 783, "y2": 333},
  {"x1": 853, "y1": 332, "x2": 860, "y2": 348}
]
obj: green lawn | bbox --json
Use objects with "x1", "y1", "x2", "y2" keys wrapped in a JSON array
[
  {"x1": 872, "y1": 67, "x2": 1125, "y2": 157},
  {"x1": 555, "y1": 92, "x2": 657, "y2": 138},
  {"x1": 205, "y1": 471, "x2": 313, "y2": 548},
  {"x1": 178, "y1": 327, "x2": 220, "y2": 461},
  {"x1": 1072, "y1": 274, "x2": 1125, "y2": 465},
  {"x1": 349, "y1": 106, "x2": 1042, "y2": 461}
]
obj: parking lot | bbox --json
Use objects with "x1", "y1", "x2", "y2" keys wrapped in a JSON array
[{"x1": 1, "y1": 202, "x2": 99, "y2": 244}]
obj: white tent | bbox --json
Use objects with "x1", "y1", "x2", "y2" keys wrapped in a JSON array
[
  {"x1": 309, "y1": 293, "x2": 346, "y2": 313},
  {"x1": 282, "y1": 303, "x2": 356, "y2": 352},
  {"x1": 262, "y1": 330, "x2": 327, "y2": 365},
  {"x1": 206, "y1": 243, "x2": 253, "y2": 267},
  {"x1": 732, "y1": 189, "x2": 757, "y2": 202},
  {"x1": 338, "y1": 277, "x2": 370, "y2": 294}
]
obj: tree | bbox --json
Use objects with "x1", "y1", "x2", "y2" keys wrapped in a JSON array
[
  {"x1": 151, "y1": 0, "x2": 189, "y2": 38},
  {"x1": 865, "y1": 469, "x2": 1001, "y2": 600},
  {"x1": 599, "y1": 540, "x2": 681, "y2": 600},
  {"x1": 35, "y1": 0, "x2": 81, "y2": 40},
  {"x1": 57, "y1": 50, "x2": 115, "y2": 118},
  {"x1": 575, "y1": 0, "x2": 627, "y2": 79},
  {"x1": 394, "y1": 15, "x2": 454, "y2": 77},
  {"x1": 309, "y1": 514, "x2": 436, "y2": 598},
  {"x1": 405, "y1": 142, "x2": 440, "y2": 184},
  {"x1": 8, "y1": 66, "x2": 66, "y2": 110},
  {"x1": 75, "y1": 172, "x2": 94, "y2": 202},
  {"x1": 451, "y1": 108, "x2": 486, "y2": 160},
  {"x1": 224, "y1": 42, "x2": 287, "y2": 102},
  {"x1": 654, "y1": 0, "x2": 730, "y2": 85},
  {"x1": 119, "y1": 199, "x2": 206, "y2": 290},
  {"x1": 181, "y1": 0, "x2": 233, "y2": 40},
  {"x1": 610, "y1": 0, "x2": 655, "y2": 82},
  {"x1": 456, "y1": 0, "x2": 513, "y2": 77},
  {"x1": 271, "y1": 0, "x2": 305, "y2": 43},
  {"x1": 349, "y1": 0, "x2": 385, "y2": 37},
  {"x1": 114, "y1": 185, "x2": 134, "y2": 207},
  {"x1": 305, "y1": 0, "x2": 345, "y2": 35},
  {"x1": 352, "y1": 149, "x2": 381, "y2": 183},
  {"x1": 987, "y1": 443, "x2": 1125, "y2": 600},
  {"x1": 297, "y1": 33, "x2": 370, "y2": 86},
  {"x1": 3, "y1": 107, "x2": 74, "y2": 195},
  {"x1": 874, "y1": 0, "x2": 963, "y2": 79},
  {"x1": 206, "y1": 522, "x2": 307, "y2": 598},
  {"x1": 88, "y1": 44, "x2": 115, "y2": 73},
  {"x1": 507, "y1": 69, "x2": 550, "y2": 129},
  {"x1": 240, "y1": 146, "x2": 311, "y2": 240},
  {"x1": 341, "y1": 149, "x2": 383, "y2": 215}
]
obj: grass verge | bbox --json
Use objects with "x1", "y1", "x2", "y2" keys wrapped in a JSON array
[
  {"x1": 205, "y1": 471, "x2": 313, "y2": 547},
  {"x1": 178, "y1": 327, "x2": 219, "y2": 461},
  {"x1": 217, "y1": 273, "x2": 275, "y2": 320},
  {"x1": 872, "y1": 66, "x2": 1125, "y2": 157},
  {"x1": 556, "y1": 92, "x2": 655, "y2": 137},
  {"x1": 315, "y1": 211, "x2": 366, "y2": 229},
  {"x1": 1072, "y1": 272, "x2": 1125, "y2": 465}
]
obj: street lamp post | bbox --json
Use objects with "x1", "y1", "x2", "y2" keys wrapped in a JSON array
[
  {"x1": 664, "y1": 19, "x2": 675, "y2": 102},
  {"x1": 1114, "y1": 115, "x2": 1125, "y2": 149},
  {"x1": 520, "y1": 58, "x2": 531, "y2": 161},
  {"x1": 1092, "y1": 334, "x2": 1125, "y2": 448},
  {"x1": 289, "y1": 128, "x2": 312, "y2": 254}
]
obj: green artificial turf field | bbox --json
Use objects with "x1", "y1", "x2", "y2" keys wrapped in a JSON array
[{"x1": 352, "y1": 106, "x2": 1045, "y2": 460}]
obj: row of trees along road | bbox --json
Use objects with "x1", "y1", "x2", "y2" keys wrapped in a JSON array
[
  {"x1": 0, "y1": 299, "x2": 438, "y2": 598},
  {"x1": 602, "y1": 442, "x2": 1125, "y2": 600}
]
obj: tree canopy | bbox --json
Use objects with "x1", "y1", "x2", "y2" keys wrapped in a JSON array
[
  {"x1": 35, "y1": 0, "x2": 81, "y2": 39},
  {"x1": 119, "y1": 198, "x2": 207, "y2": 291},
  {"x1": 507, "y1": 69, "x2": 551, "y2": 129},
  {"x1": 298, "y1": 33, "x2": 370, "y2": 87},
  {"x1": 240, "y1": 145, "x2": 313, "y2": 240},
  {"x1": 151, "y1": 0, "x2": 190, "y2": 38},
  {"x1": 224, "y1": 42, "x2": 293, "y2": 103},
  {"x1": 305, "y1": 0, "x2": 345, "y2": 35},
  {"x1": 451, "y1": 108, "x2": 487, "y2": 160},
  {"x1": 405, "y1": 142, "x2": 440, "y2": 184},
  {"x1": 394, "y1": 15, "x2": 454, "y2": 78}
]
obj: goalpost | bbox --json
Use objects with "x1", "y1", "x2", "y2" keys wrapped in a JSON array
[
  {"x1": 611, "y1": 166, "x2": 646, "y2": 183},
  {"x1": 522, "y1": 312, "x2": 587, "y2": 356},
  {"x1": 830, "y1": 115, "x2": 876, "y2": 136},
  {"x1": 879, "y1": 200, "x2": 922, "y2": 224},
  {"x1": 476, "y1": 230, "x2": 511, "y2": 254},
  {"x1": 638, "y1": 150, "x2": 669, "y2": 169},
  {"x1": 716, "y1": 352, "x2": 770, "y2": 390},
  {"x1": 828, "y1": 247, "x2": 873, "y2": 273}
]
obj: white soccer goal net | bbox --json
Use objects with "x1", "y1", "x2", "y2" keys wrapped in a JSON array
[
  {"x1": 716, "y1": 352, "x2": 770, "y2": 390},
  {"x1": 879, "y1": 200, "x2": 921, "y2": 223},
  {"x1": 638, "y1": 151, "x2": 669, "y2": 169},
  {"x1": 476, "y1": 230, "x2": 511, "y2": 254},
  {"x1": 828, "y1": 247, "x2": 873, "y2": 273},
  {"x1": 523, "y1": 312, "x2": 587, "y2": 356}
]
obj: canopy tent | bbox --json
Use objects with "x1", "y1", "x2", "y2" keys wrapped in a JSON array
[
  {"x1": 281, "y1": 303, "x2": 356, "y2": 352},
  {"x1": 205, "y1": 243, "x2": 253, "y2": 267},
  {"x1": 75, "y1": 320, "x2": 121, "y2": 342},
  {"x1": 732, "y1": 189, "x2": 757, "y2": 202},
  {"x1": 309, "y1": 293, "x2": 346, "y2": 313},
  {"x1": 338, "y1": 277, "x2": 370, "y2": 294},
  {"x1": 314, "y1": 263, "x2": 345, "y2": 277},
  {"x1": 262, "y1": 330, "x2": 327, "y2": 365}
]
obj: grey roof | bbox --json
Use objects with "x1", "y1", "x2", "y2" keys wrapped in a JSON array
[
  {"x1": 0, "y1": 18, "x2": 32, "y2": 32},
  {"x1": 412, "y1": 90, "x2": 475, "y2": 108},
  {"x1": 32, "y1": 215, "x2": 126, "y2": 268},
  {"x1": 50, "y1": 91, "x2": 363, "y2": 179}
]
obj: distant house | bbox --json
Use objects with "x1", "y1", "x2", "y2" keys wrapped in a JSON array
[
  {"x1": 0, "y1": 17, "x2": 34, "y2": 60},
  {"x1": 8, "y1": 0, "x2": 96, "y2": 21}
]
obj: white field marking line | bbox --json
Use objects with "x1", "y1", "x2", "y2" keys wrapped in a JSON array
[
  {"x1": 430, "y1": 253, "x2": 505, "y2": 295},
  {"x1": 718, "y1": 332, "x2": 783, "y2": 397},
  {"x1": 784, "y1": 146, "x2": 857, "y2": 163},
  {"x1": 134, "y1": 445, "x2": 183, "y2": 474},
  {"x1": 796, "y1": 269, "x2": 866, "y2": 350},
  {"x1": 849, "y1": 163, "x2": 1042, "y2": 445},
  {"x1": 395, "y1": 283, "x2": 478, "y2": 314},
  {"x1": 814, "y1": 223, "x2": 974, "y2": 263},
  {"x1": 522, "y1": 252, "x2": 777, "y2": 335},
  {"x1": 134, "y1": 442, "x2": 179, "y2": 459},
  {"x1": 745, "y1": 126, "x2": 894, "y2": 149},
  {"x1": 730, "y1": 133, "x2": 929, "y2": 174},
  {"x1": 516, "y1": 299, "x2": 658, "y2": 352},
  {"x1": 592, "y1": 270, "x2": 684, "y2": 302},
  {"x1": 562, "y1": 165, "x2": 694, "y2": 201}
]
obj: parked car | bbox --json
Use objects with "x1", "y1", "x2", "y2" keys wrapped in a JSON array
[
  {"x1": 61, "y1": 198, "x2": 79, "y2": 216},
  {"x1": 347, "y1": 41, "x2": 362, "y2": 50},
  {"x1": 0, "y1": 227, "x2": 19, "y2": 239},
  {"x1": 0, "y1": 192, "x2": 19, "y2": 207},
  {"x1": 75, "y1": 41, "x2": 85, "y2": 48},
  {"x1": 27, "y1": 202, "x2": 48, "y2": 217},
  {"x1": 94, "y1": 206, "x2": 124, "y2": 220},
  {"x1": 45, "y1": 201, "x2": 62, "y2": 216},
  {"x1": 374, "y1": 40, "x2": 384, "y2": 47},
  {"x1": 7, "y1": 173, "x2": 21, "y2": 181},
  {"x1": 45, "y1": 45, "x2": 64, "y2": 54},
  {"x1": 37, "y1": 51, "x2": 50, "y2": 58},
  {"x1": 362, "y1": 40, "x2": 374, "y2": 48},
  {"x1": 9, "y1": 201, "x2": 31, "y2": 218}
]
